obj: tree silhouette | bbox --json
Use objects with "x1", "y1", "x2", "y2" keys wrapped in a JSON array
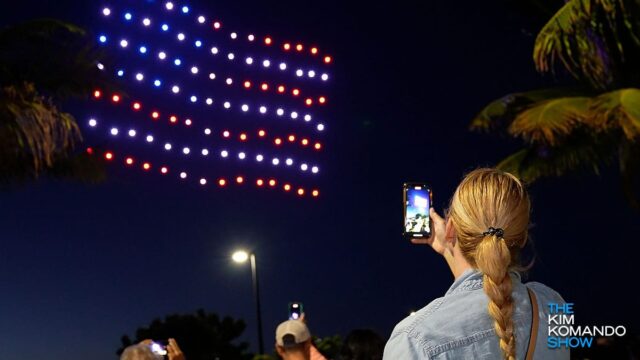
[
  {"x1": 117, "y1": 309, "x2": 253, "y2": 360},
  {"x1": 314, "y1": 335, "x2": 343, "y2": 359},
  {"x1": 472, "y1": 0, "x2": 640, "y2": 209},
  {"x1": 0, "y1": 19, "x2": 113, "y2": 186}
]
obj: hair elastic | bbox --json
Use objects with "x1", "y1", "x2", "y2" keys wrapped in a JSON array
[{"x1": 483, "y1": 227, "x2": 504, "y2": 238}]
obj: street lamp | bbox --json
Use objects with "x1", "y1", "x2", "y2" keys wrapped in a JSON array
[{"x1": 232, "y1": 250, "x2": 264, "y2": 355}]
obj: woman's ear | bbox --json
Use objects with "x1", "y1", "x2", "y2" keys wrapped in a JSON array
[{"x1": 445, "y1": 217, "x2": 456, "y2": 247}]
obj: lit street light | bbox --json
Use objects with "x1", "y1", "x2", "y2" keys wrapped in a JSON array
[
  {"x1": 232, "y1": 250, "x2": 264, "y2": 355},
  {"x1": 232, "y1": 250, "x2": 249, "y2": 263}
]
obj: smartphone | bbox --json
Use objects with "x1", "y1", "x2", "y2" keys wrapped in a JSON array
[
  {"x1": 149, "y1": 341, "x2": 168, "y2": 357},
  {"x1": 403, "y1": 183, "x2": 432, "y2": 238},
  {"x1": 289, "y1": 302, "x2": 303, "y2": 320}
]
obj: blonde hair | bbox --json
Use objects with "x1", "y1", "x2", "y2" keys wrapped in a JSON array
[{"x1": 448, "y1": 168, "x2": 530, "y2": 360}]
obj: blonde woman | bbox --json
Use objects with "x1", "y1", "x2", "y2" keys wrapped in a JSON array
[{"x1": 384, "y1": 169, "x2": 569, "y2": 360}]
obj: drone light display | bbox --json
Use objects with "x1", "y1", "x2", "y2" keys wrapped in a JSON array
[{"x1": 88, "y1": 2, "x2": 332, "y2": 198}]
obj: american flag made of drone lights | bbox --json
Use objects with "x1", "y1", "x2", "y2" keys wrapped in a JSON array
[{"x1": 85, "y1": 2, "x2": 332, "y2": 198}]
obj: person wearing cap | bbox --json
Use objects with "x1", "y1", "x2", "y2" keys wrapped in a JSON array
[{"x1": 275, "y1": 319, "x2": 313, "y2": 360}]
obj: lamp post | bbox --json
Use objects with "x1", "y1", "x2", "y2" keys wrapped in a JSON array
[{"x1": 232, "y1": 250, "x2": 264, "y2": 355}]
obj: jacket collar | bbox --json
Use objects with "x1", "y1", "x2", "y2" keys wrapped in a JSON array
[{"x1": 445, "y1": 268, "x2": 521, "y2": 296}]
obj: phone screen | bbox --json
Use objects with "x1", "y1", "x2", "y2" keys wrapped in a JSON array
[
  {"x1": 403, "y1": 184, "x2": 432, "y2": 237},
  {"x1": 150, "y1": 342, "x2": 168, "y2": 356},
  {"x1": 289, "y1": 302, "x2": 303, "y2": 320}
]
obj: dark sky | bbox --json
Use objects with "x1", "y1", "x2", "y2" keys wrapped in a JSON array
[{"x1": 1, "y1": 1, "x2": 639, "y2": 359}]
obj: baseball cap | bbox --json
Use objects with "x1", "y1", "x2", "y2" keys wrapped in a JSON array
[{"x1": 275, "y1": 320, "x2": 311, "y2": 348}]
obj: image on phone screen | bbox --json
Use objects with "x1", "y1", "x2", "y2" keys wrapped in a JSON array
[
  {"x1": 404, "y1": 185, "x2": 431, "y2": 236},
  {"x1": 289, "y1": 302, "x2": 303, "y2": 320},
  {"x1": 150, "y1": 341, "x2": 168, "y2": 356}
]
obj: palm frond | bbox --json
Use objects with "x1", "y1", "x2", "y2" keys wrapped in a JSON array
[
  {"x1": 470, "y1": 88, "x2": 590, "y2": 132},
  {"x1": 497, "y1": 128, "x2": 617, "y2": 182},
  {"x1": 508, "y1": 96, "x2": 591, "y2": 145},
  {"x1": 534, "y1": 0, "x2": 588, "y2": 77},
  {"x1": 0, "y1": 83, "x2": 81, "y2": 175},
  {"x1": 589, "y1": 88, "x2": 640, "y2": 138},
  {"x1": 533, "y1": 0, "x2": 640, "y2": 89}
]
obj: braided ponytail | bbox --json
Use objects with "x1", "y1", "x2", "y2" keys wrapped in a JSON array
[
  {"x1": 476, "y1": 234, "x2": 516, "y2": 360},
  {"x1": 448, "y1": 168, "x2": 530, "y2": 360}
]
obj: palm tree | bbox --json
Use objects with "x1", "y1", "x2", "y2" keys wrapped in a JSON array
[
  {"x1": 0, "y1": 19, "x2": 112, "y2": 185},
  {"x1": 472, "y1": 0, "x2": 640, "y2": 208}
]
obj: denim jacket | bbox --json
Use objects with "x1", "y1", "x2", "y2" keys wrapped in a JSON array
[{"x1": 384, "y1": 269, "x2": 569, "y2": 359}]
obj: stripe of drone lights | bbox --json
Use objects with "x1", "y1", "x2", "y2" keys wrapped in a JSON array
[
  {"x1": 85, "y1": 117, "x2": 321, "y2": 175},
  {"x1": 91, "y1": 90, "x2": 327, "y2": 142},
  {"x1": 212, "y1": 27, "x2": 333, "y2": 68},
  {"x1": 90, "y1": 147, "x2": 320, "y2": 197},
  {"x1": 153, "y1": 2, "x2": 332, "y2": 65},
  {"x1": 98, "y1": 8, "x2": 331, "y2": 82},
  {"x1": 104, "y1": 57, "x2": 327, "y2": 107},
  {"x1": 95, "y1": 64, "x2": 324, "y2": 132}
]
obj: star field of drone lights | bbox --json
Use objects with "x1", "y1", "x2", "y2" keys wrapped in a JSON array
[{"x1": 87, "y1": 2, "x2": 332, "y2": 198}]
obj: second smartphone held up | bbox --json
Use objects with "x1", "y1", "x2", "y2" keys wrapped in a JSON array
[{"x1": 289, "y1": 302, "x2": 303, "y2": 320}]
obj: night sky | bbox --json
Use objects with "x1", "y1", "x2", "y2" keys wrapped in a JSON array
[{"x1": 1, "y1": 1, "x2": 639, "y2": 359}]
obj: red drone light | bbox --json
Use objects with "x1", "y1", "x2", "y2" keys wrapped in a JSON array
[
  {"x1": 269, "y1": 179, "x2": 276, "y2": 187},
  {"x1": 288, "y1": 135, "x2": 295, "y2": 142},
  {"x1": 160, "y1": 166, "x2": 168, "y2": 174},
  {"x1": 133, "y1": 102, "x2": 141, "y2": 110},
  {"x1": 260, "y1": 83, "x2": 268, "y2": 91},
  {"x1": 315, "y1": 143, "x2": 322, "y2": 150},
  {"x1": 86, "y1": 147, "x2": 94, "y2": 155},
  {"x1": 311, "y1": 47, "x2": 318, "y2": 55},
  {"x1": 240, "y1": 133, "x2": 247, "y2": 141},
  {"x1": 292, "y1": 89, "x2": 300, "y2": 96},
  {"x1": 324, "y1": 56, "x2": 332, "y2": 64},
  {"x1": 223, "y1": 130, "x2": 230, "y2": 138},
  {"x1": 213, "y1": 21, "x2": 221, "y2": 29},
  {"x1": 143, "y1": 162, "x2": 151, "y2": 170},
  {"x1": 125, "y1": 157, "x2": 134, "y2": 165},
  {"x1": 274, "y1": 138, "x2": 282, "y2": 145},
  {"x1": 112, "y1": 94, "x2": 120, "y2": 102},
  {"x1": 305, "y1": 98, "x2": 313, "y2": 106},
  {"x1": 296, "y1": 44, "x2": 303, "y2": 52},
  {"x1": 297, "y1": 188, "x2": 305, "y2": 196},
  {"x1": 284, "y1": 184, "x2": 291, "y2": 191},
  {"x1": 264, "y1": 37, "x2": 272, "y2": 45},
  {"x1": 218, "y1": 179, "x2": 227, "y2": 186},
  {"x1": 93, "y1": 90, "x2": 101, "y2": 98},
  {"x1": 319, "y1": 96, "x2": 326, "y2": 104},
  {"x1": 236, "y1": 176, "x2": 244, "y2": 184},
  {"x1": 258, "y1": 130, "x2": 266, "y2": 137},
  {"x1": 151, "y1": 111, "x2": 160, "y2": 119},
  {"x1": 256, "y1": 179, "x2": 264, "y2": 186},
  {"x1": 277, "y1": 85, "x2": 285, "y2": 93},
  {"x1": 301, "y1": 139, "x2": 309, "y2": 146},
  {"x1": 283, "y1": 43, "x2": 291, "y2": 50},
  {"x1": 169, "y1": 115, "x2": 178, "y2": 123},
  {"x1": 105, "y1": 152, "x2": 114, "y2": 160},
  {"x1": 244, "y1": 81, "x2": 251, "y2": 88},
  {"x1": 312, "y1": 190, "x2": 319, "y2": 197}
]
